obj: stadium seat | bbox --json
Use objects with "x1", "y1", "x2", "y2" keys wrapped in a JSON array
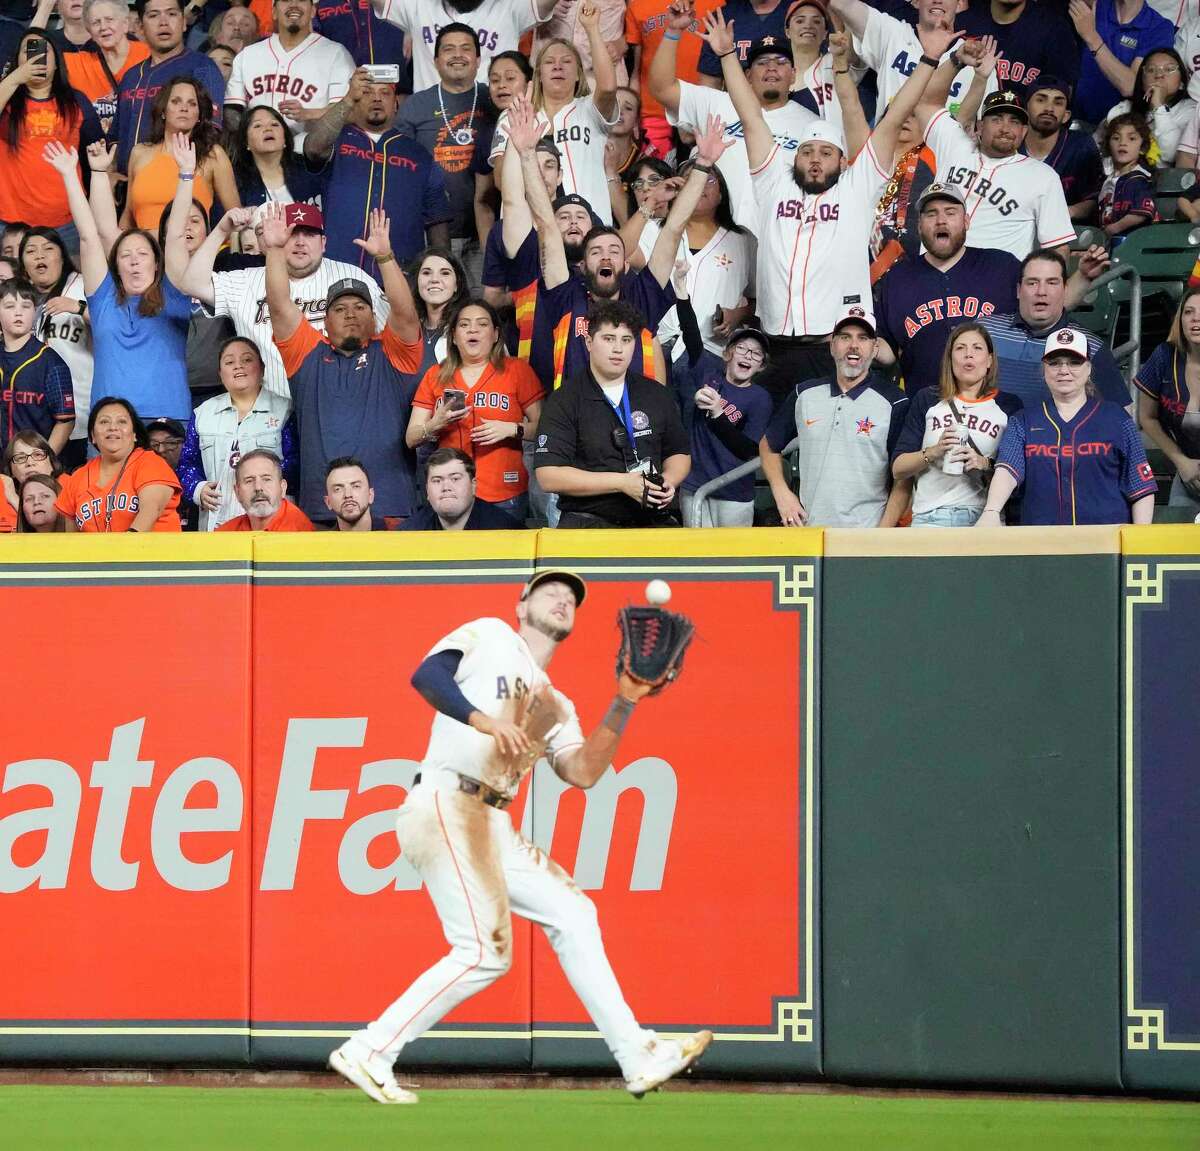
[
  {"x1": 1153, "y1": 168, "x2": 1195, "y2": 223},
  {"x1": 1111, "y1": 222, "x2": 1198, "y2": 303}
]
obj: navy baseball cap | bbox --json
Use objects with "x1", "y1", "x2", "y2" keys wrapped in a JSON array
[
  {"x1": 1024, "y1": 75, "x2": 1073, "y2": 106},
  {"x1": 726, "y1": 326, "x2": 770, "y2": 357},
  {"x1": 145, "y1": 417, "x2": 186, "y2": 439},
  {"x1": 327, "y1": 277, "x2": 373, "y2": 307},
  {"x1": 552, "y1": 192, "x2": 594, "y2": 215},
  {"x1": 745, "y1": 35, "x2": 793, "y2": 67},
  {"x1": 980, "y1": 89, "x2": 1029, "y2": 124}
]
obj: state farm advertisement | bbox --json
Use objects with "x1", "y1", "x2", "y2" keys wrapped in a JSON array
[{"x1": 0, "y1": 566, "x2": 812, "y2": 1064}]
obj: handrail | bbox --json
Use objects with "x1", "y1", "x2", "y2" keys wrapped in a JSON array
[
  {"x1": 1079, "y1": 263, "x2": 1142, "y2": 381},
  {"x1": 691, "y1": 436, "x2": 798, "y2": 525}
]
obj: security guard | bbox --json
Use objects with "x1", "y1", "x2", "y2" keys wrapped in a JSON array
[{"x1": 533, "y1": 299, "x2": 690, "y2": 528}]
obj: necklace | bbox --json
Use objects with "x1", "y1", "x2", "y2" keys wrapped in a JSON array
[{"x1": 437, "y1": 82, "x2": 477, "y2": 147}]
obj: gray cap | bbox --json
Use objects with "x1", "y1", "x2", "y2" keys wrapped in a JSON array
[
  {"x1": 327, "y1": 277, "x2": 373, "y2": 307},
  {"x1": 915, "y1": 182, "x2": 966, "y2": 211}
]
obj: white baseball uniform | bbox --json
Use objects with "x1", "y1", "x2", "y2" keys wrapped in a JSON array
[
  {"x1": 36, "y1": 271, "x2": 93, "y2": 444},
  {"x1": 925, "y1": 108, "x2": 1075, "y2": 259},
  {"x1": 1162, "y1": 0, "x2": 1200, "y2": 26},
  {"x1": 666, "y1": 81, "x2": 818, "y2": 229},
  {"x1": 210, "y1": 258, "x2": 389, "y2": 401},
  {"x1": 374, "y1": 0, "x2": 547, "y2": 92},
  {"x1": 347, "y1": 616, "x2": 656, "y2": 1078},
  {"x1": 795, "y1": 53, "x2": 865, "y2": 138},
  {"x1": 490, "y1": 96, "x2": 620, "y2": 225},
  {"x1": 751, "y1": 138, "x2": 890, "y2": 337},
  {"x1": 1176, "y1": 19, "x2": 1200, "y2": 102},
  {"x1": 853, "y1": 7, "x2": 995, "y2": 122},
  {"x1": 225, "y1": 33, "x2": 356, "y2": 138}
]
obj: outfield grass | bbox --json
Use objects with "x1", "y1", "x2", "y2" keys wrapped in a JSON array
[{"x1": 0, "y1": 1085, "x2": 1196, "y2": 1150}]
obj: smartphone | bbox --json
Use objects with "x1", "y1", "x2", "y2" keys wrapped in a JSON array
[
  {"x1": 363, "y1": 64, "x2": 400, "y2": 84},
  {"x1": 27, "y1": 38, "x2": 48, "y2": 63},
  {"x1": 443, "y1": 388, "x2": 467, "y2": 412}
]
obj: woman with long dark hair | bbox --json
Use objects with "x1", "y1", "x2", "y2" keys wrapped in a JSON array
[
  {"x1": 407, "y1": 245, "x2": 470, "y2": 378},
  {"x1": 1104, "y1": 48, "x2": 1195, "y2": 165},
  {"x1": 232, "y1": 105, "x2": 324, "y2": 210},
  {"x1": 0, "y1": 30, "x2": 101, "y2": 233},
  {"x1": 122, "y1": 75, "x2": 238, "y2": 230}
]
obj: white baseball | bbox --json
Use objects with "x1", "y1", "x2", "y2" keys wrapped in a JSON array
[{"x1": 645, "y1": 579, "x2": 672, "y2": 606}]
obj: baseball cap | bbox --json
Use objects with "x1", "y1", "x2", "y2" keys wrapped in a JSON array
[
  {"x1": 832, "y1": 302, "x2": 876, "y2": 336},
  {"x1": 285, "y1": 202, "x2": 325, "y2": 232},
  {"x1": 1042, "y1": 327, "x2": 1090, "y2": 361},
  {"x1": 535, "y1": 137, "x2": 562, "y2": 161},
  {"x1": 980, "y1": 89, "x2": 1029, "y2": 124},
  {"x1": 798, "y1": 120, "x2": 846, "y2": 154},
  {"x1": 145, "y1": 417, "x2": 186, "y2": 439},
  {"x1": 327, "y1": 277, "x2": 373, "y2": 307},
  {"x1": 915, "y1": 181, "x2": 966, "y2": 211},
  {"x1": 745, "y1": 35, "x2": 793, "y2": 67},
  {"x1": 522, "y1": 569, "x2": 587, "y2": 606},
  {"x1": 552, "y1": 192, "x2": 594, "y2": 215},
  {"x1": 1024, "y1": 75, "x2": 1073, "y2": 106},
  {"x1": 785, "y1": 0, "x2": 828, "y2": 25},
  {"x1": 726, "y1": 325, "x2": 770, "y2": 358}
]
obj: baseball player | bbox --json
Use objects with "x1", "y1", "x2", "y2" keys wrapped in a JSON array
[
  {"x1": 920, "y1": 88, "x2": 1074, "y2": 261},
  {"x1": 223, "y1": 0, "x2": 356, "y2": 137},
  {"x1": 329, "y1": 571, "x2": 712, "y2": 1104}
]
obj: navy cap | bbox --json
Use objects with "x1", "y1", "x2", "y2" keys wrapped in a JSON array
[
  {"x1": 1024, "y1": 75, "x2": 1073, "y2": 106},
  {"x1": 745, "y1": 35, "x2": 793, "y2": 67}
]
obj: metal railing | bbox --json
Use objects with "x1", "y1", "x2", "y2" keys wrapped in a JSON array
[
  {"x1": 1079, "y1": 263, "x2": 1143, "y2": 381},
  {"x1": 691, "y1": 436, "x2": 797, "y2": 526}
]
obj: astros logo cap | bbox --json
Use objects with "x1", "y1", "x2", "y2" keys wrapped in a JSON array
[
  {"x1": 832, "y1": 302, "x2": 876, "y2": 336},
  {"x1": 798, "y1": 120, "x2": 847, "y2": 154},
  {"x1": 1042, "y1": 327, "x2": 1089, "y2": 360}
]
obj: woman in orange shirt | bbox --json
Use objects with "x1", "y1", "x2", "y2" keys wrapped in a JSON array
[
  {"x1": 122, "y1": 76, "x2": 238, "y2": 232},
  {"x1": 64, "y1": 0, "x2": 150, "y2": 133},
  {"x1": 406, "y1": 299, "x2": 544, "y2": 521},
  {"x1": 55, "y1": 396, "x2": 181, "y2": 531}
]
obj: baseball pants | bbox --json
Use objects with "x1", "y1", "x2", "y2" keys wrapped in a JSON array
[{"x1": 356, "y1": 780, "x2": 646, "y2": 1072}]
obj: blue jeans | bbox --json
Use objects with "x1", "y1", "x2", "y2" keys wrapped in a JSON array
[
  {"x1": 911, "y1": 505, "x2": 984, "y2": 528},
  {"x1": 489, "y1": 493, "x2": 530, "y2": 524}
]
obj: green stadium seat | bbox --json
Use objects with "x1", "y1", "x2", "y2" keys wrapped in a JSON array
[
  {"x1": 1110, "y1": 222, "x2": 1198, "y2": 304},
  {"x1": 1153, "y1": 167, "x2": 1195, "y2": 223}
]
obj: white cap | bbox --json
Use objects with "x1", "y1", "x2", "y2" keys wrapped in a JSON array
[
  {"x1": 1042, "y1": 327, "x2": 1090, "y2": 361},
  {"x1": 832, "y1": 302, "x2": 876, "y2": 336},
  {"x1": 797, "y1": 121, "x2": 846, "y2": 154}
]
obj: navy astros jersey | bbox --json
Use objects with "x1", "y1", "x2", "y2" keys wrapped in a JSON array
[
  {"x1": 995, "y1": 396, "x2": 1157, "y2": 524},
  {"x1": 1022, "y1": 129, "x2": 1105, "y2": 210}
]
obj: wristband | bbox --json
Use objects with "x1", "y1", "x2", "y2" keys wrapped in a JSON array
[
  {"x1": 717, "y1": 48, "x2": 737, "y2": 58},
  {"x1": 834, "y1": 68, "x2": 850, "y2": 75},
  {"x1": 690, "y1": 161, "x2": 714, "y2": 174},
  {"x1": 375, "y1": 252, "x2": 394, "y2": 264},
  {"x1": 921, "y1": 447, "x2": 931, "y2": 467},
  {"x1": 919, "y1": 54, "x2": 939, "y2": 69},
  {"x1": 602, "y1": 694, "x2": 636, "y2": 736},
  {"x1": 663, "y1": 30, "x2": 681, "y2": 41},
  {"x1": 178, "y1": 171, "x2": 196, "y2": 182}
]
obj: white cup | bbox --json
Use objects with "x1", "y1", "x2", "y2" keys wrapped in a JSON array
[{"x1": 942, "y1": 426, "x2": 969, "y2": 476}]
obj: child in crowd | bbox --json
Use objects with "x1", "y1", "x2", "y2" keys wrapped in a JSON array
[{"x1": 1099, "y1": 114, "x2": 1158, "y2": 241}]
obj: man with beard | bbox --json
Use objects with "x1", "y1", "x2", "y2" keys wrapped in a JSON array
[
  {"x1": 324, "y1": 456, "x2": 388, "y2": 531},
  {"x1": 1019, "y1": 78, "x2": 1104, "y2": 222},
  {"x1": 216, "y1": 449, "x2": 314, "y2": 530},
  {"x1": 305, "y1": 66, "x2": 453, "y2": 274},
  {"x1": 957, "y1": 0, "x2": 1078, "y2": 99},
  {"x1": 759, "y1": 304, "x2": 909, "y2": 527},
  {"x1": 702, "y1": 8, "x2": 953, "y2": 406},
  {"x1": 873, "y1": 183, "x2": 1020, "y2": 390},
  {"x1": 263, "y1": 204, "x2": 425, "y2": 526},
  {"x1": 223, "y1": 0, "x2": 355, "y2": 136},
  {"x1": 507, "y1": 93, "x2": 729, "y2": 391},
  {"x1": 399, "y1": 448, "x2": 522, "y2": 529},
  {"x1": 921, "y1": 89, "x2": 1074, "y2": 260},
  {"x1": 650, "y1": 2, "x2": 817, "y2": 228}
]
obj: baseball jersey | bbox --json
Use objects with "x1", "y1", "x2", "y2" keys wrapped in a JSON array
[
  {"x1": 55, "y1": 447, "x2": 182, "y2": 532},
  {"x1": 1159, "y1": 0, "x2": 1200, "y2": 24},
  {"x1": 763, "y1": 373, "x2": 909, "y2": 527},
  {"x1": 626, "y1": 0, "x2": 721, "y2": 120},
  {"x1": 1133, "y1": 342, "x2": 1200, "y2": 458},
  {"x1": 751, "y1": 138, "x2": 890, "y2": 338},
  {"x1": 696, "y1": 0, "x2": 788, "y2": 76},
  {"x1": 1021, "y1": 129, "x2": 1105, "y2": 210},
  {"x1": 684, "y1": 376, "x2": 774, "y2": 502},
  {"x1": 422, "y1": 616, "x2": 584, "y2": 799},
  {"x1": 995, "y1": 396, "x2": 1157, "y2": 524},
  {"x1": 926, "y1": 109, "x2": 1075, "y2": 260},
  {"x1": 490, "y1": 96, "x2": 619, "y2": 226},
  {"x1": 36, "y1": 273, "x2": 92, "y2": 445},
  {"x1": 794, "y1": 53, "x2": 862, "y2": 137},
  {"x1": 0, "y1": 337, "x2": 74, "y2": 450},
  {"x1": 315, "y1": 0, "x2": 410, "y2": 68},
  {"x1": 667, "y1": 82, "x2": 817, "y2": 229},
  {"x1": 224, "y1": 34, "x2": 355, "y2": 138},
  {"x1": 1099, "y1": 165, "x2": 1158, "y2": 228},
  {"x1": 891, "y1": 384, "x2": 1023, "y2": 515},
  {"x1": 873, "y1": 247, "x2": 1021, "y2": 390},
  {"x1": 374, "y1": 0, "x2": 546, "y2": 92},
  {"x1": 482, "y1": 223, "x2": 544, "y2": 370},
  {"x1": 1178, "y1": 19, "x2": 1200, "y2": 103},
  {"x1": 210, "y1": 258, "x2": 389, "y2": 401},
  {"x1": 1074, "y1": 0, "x2": 1174, "y2": 125},
  {"x1": 956, "y1": 2, "x2": 1078, "y2": 96},
  {"x1": 853, "y1": 7, "x2": 995, "y2": 121}
]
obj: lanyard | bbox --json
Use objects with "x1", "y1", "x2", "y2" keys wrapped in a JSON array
[{"x1": 606, "y1": 384, "x2": 640, "y2": 463}]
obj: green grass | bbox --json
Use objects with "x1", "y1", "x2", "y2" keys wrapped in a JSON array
[{"x1": 0, "y1": 1086, "x2": 1196, "y2": 1150}]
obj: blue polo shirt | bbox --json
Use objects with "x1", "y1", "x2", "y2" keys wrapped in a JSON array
[
  {"x1": 0, "y1": 336, "x2": 73, "y2": 449},
  {"x1": 995, "y1": 396, "x2": 1156, "y2": 524},
  {"x1": 1074, "y1": 0, "x2": 1173, "y2": 124},
  {"x1": 321, "y1": 125, "x2": 453, "y2": 274}
]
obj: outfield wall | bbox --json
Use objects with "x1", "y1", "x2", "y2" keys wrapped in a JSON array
[{"x1": 0, "y1": 527, "x2": 1196, "y2": 1093}]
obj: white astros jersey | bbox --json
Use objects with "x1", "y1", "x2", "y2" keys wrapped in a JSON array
[
  {"x1": 926, "y1": 109, "x2": 1075, "y2": 259},
  {"x1": 490, "y1": 96, "x2": 619, "y2": 224},
  {"x1": 421, "y1": 617, "x2": 585, "y2": 799},
  {"x1": 853, "y1": 7, "x2": 995, "y2": 121},
  {"x1": 667, "y1": 81, "x2": 817, "y2": 229},
  {"x1": 375, "y1": 0, "x2": 545, "y2": 92},
  {"x1": 225, "y1": 34, "x2": 356, "y2": 136},
  {"x1": 795, "y1": 53, "x2": 864, "y2": 138},
  {"x1": 210, "y1": 258, "x2": 389, "y2": 401},
  {"x1": 752, "y1": 138, "x2": 890, "y2": 337},
  {"x1": 1177, "y1": 17, "x2": 1200, "y2": 101}
]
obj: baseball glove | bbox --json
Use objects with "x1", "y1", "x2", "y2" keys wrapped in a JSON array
[{"x1": 616, "y1": 606, "x2": 695, "y2": 694}]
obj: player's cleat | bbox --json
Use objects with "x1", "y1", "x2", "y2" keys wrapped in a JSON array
[
  {"x1": 624, "y1": 1029, "x2": 714, "y2": 1099},
  {"x1": 329, "y1": 1042, "x2": 419, "y2": 1105}
]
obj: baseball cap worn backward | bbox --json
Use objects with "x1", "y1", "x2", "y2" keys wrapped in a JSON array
[
  {"x1": 833, "y1": 302, "x2": 877, "y2": 336},
  {"x1": 523, "y1": 569, "x2": 588, "y2": 606},
  {"x1": 1043, "y1": 327, "x2": 1090, "y2": 361},
  {"x1": 980, "y1": 90, "x2": 1029, "y2": 123},
  {"x1": 916, "y1": 181, "x2": 966, "y2": 211},
  {"x1": 1024, "y1": 75, "x2": 1073, "y2": 106},
  {"x1": 327, "y1": 277, "x2": 373, "y2": 308},
  {"x1": 798, "y1": 120, "x2": 846, "y2": 154},
  {"x1": 285, "y1": 202, "x2": 325, "y2": 232},
  {"x1": 745, "y1": 35, "x2": 793, "y2": 67}
]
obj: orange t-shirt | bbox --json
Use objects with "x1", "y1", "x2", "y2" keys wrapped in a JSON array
[
  {"x1": 625, "y1": 0, "x2": 722, "y2": 121},
  {"x1": 0, "y1": 492, "x2": 16, "y2": 533},
  {"x1": 412, "y1": 358, "x2": 545, "y2": 503},
  {"x1": 66, "y1": 41, "x2": 151, "y2": 103},
  {"x1": 250, "y1": 0, "x2": 274, "y2": 38},
  {"x1": 275, "y1": 317, "x2": 423, "y2": 377},
  {"x1": 0, "y1": 97, "x2": 90, "y2": 228},
  {"x1": 55, "y1": 448, "x2": 182, "y2": 532},
  {"x1": 216, "y1": 501, "x2": 314, "y2": 531}
]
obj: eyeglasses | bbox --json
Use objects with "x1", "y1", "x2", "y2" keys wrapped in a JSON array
[
  {"x1": 151, "y1": 438, "x2": 183, "y2": 450},
  {"x1": 9, "y1": 449, "x2": 48, "y2": 466},
  {"x1": 629, "y1": 175, "x2": 664, "y2": 192},
  {"x1": 730, "y1": 343, "x2": 765, "y2": 362},
  {"x1": 1145, "y1": 63, "x2": 1180, "y2": 76}
]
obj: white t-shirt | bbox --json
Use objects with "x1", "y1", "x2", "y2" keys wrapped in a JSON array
[
  {"x1": 490, "y1": 95, "x2": 620, "y2": 224},
  {"x1": 375, "y1": 0, "x2": 546, "y2": 92},
  {"x1": 926, "y1": 108, "x2": 1075, "y2": 260},
  {"x1": 36, "y1": 272, "x2": 93, "y2": 442},
  {"x1": 226, "y1": 34, "x2": 355, "y2": 138},
  {"x1": 853, "y1": 7, "x2": 994, "y2": 121},
  {"x1": 638, "y1": 220, "x2": 756, "y2": 359},
  {"x1": 421, "y1": 616, "x2": 586, "y2": 799},
  {"x1": 751, "y1": 138, "x2": 890, "y2": 337},
  {"x1": 909, "y1": 392, "x2": 1013, "y2": 515},
  {"x1": 1106, "y1": 96, "x2": 1197, "y2": 164},
  {"x1": 210, "y1": 258, "x2": 389, "y2": 400},
  {"x1": 667, "y1": 81, "x2": 818, "y2": 229}
]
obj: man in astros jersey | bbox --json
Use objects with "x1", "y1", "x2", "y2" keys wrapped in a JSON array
[{"x1": 329, "y1": 571, "x2": 711, "y2": 1104}]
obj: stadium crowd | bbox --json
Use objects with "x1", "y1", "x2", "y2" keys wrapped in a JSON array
[{"x1": 1, "y1": 0, "x2": 1198, "y2": 533}]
